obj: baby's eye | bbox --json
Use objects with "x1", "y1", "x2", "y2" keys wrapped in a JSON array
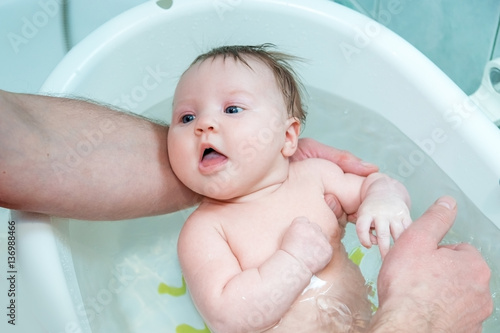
[
  {"x1": 181, "y1": 114, "x2": 195, "y2": 123},
  {"x1": 224, "y1": 106, "x2": 243, "y2": 114}
]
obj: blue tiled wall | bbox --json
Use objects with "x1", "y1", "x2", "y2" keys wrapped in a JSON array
[{"x1": 335, "y1": 0, "x2": 500, "y2": 94}]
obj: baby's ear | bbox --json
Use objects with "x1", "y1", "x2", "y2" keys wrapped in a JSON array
[{"x1": 282, "y1": 117, "x2": 301, "y2": 158}]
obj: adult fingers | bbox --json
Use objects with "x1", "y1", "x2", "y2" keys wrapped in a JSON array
[
  {"x1": 398, "y1": 196, "x2": 457, "y2": 248},
  {"x1": 333, "y1": 151, "x2": 379, "y2": 177}
]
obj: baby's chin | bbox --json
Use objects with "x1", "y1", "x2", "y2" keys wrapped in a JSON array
[
  {"x1": 195, "y1": 183, "x2": 250, "y2": 203},
  {"x1": 199, "y1": 189, "x2": 239, "y2": 202}
]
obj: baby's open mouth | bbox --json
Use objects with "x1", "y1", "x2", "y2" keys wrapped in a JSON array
[
  {"x1": 200, "y1": 147, "x2": 227, "y2": 170},
  {"x1": 202, "y1": 148, "x2": 217, "y2": 159}
]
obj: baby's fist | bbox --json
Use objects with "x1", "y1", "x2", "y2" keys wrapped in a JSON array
[{"x1": 281, "y1": 217, "x2": 333, "y2": 274}]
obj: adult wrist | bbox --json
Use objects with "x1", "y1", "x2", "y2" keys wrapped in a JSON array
[{"x1": 368, "y1": 298, "x2": 432, "y2": 333}]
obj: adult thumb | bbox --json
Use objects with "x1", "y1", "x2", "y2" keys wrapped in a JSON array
[{"x1": 403, "y1": 196, "x2": 458, "y2": 247}]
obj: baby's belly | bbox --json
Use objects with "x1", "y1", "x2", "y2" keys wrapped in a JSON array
[{"x1": 264, "y1": 248, "x2": 372, "y2": 333}]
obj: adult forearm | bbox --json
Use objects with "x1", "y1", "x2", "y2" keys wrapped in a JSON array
[{"x1": 0, "y1": 90, "x2": 199, "y2": 220}]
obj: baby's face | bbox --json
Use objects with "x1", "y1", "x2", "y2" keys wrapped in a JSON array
[{"x1": 168, "y1": 56, "x2": 298, "y2": 200}]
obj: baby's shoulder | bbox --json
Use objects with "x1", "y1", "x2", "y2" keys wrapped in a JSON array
[
  {"x1": 290, "y1": 158, "x2": 342, "y2": 176},
  {"x1": 184, "y1": 203, "x2": 221, "y2": 225},
  {"x1": 180, "y1": 204, "x2": 223, "y2": 236}
]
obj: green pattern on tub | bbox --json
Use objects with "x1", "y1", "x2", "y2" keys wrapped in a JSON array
[
  {"x1": 348, "y1": 245, "x2": 365, "y2": 266},
  {"x1": 158, "y1": 276, "x2": 187, "y2": 296},
  {"x1": 348, "y1": 245, "x2": 378, "y2": 312},
  {"x1": 158, "y1": 277, "x2": 210, "y2": 332},
  {"x1": 176, "y1": 323, "x2": 210, "y2": 333}
]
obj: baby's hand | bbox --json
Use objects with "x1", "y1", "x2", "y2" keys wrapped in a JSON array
[
  {"x1": 281, "y1": 217, "x2": 333, "y2": 274},
  {"x1": 355, "y1": 196, "x2": 412, "y2": 258}
]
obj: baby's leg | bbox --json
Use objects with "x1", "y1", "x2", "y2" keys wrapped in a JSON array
[{"x1": 316, "y1": 293, "x2": 371, "y2": 333}]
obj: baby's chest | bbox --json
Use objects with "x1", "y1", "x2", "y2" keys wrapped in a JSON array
[{"x1": 221, "y1": 187, "x2": 340, "y2": 269}]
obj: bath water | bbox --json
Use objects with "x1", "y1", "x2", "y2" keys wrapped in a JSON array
[{"x1": 62, "y1": 87, "x2": 499, "y2": 332}]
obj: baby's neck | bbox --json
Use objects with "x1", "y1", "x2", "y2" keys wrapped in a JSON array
[{"x1": 203, "y1": 180, "x2": 287, "y2": 205}]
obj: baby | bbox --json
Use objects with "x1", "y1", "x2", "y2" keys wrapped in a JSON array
[{"x1": 167, "y1": 44, "x2": 411, "y2": 333}]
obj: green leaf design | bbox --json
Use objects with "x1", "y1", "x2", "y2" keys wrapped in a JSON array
[
  {"x1": 158, "y1": 276, "x2": 187, "y2": 297},
  {"x1": 176, "y1": 323, "x2": 210, "y2": 333},
  {"x1": 348, "y1": 246, "x2": 365, "y2": 266}
]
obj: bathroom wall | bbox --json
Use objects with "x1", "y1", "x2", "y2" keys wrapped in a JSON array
[{"x1": 335, "y1": 0, "x2": 500, "y2": 94}]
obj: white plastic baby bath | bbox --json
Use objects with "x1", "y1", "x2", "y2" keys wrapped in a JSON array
[{"x1": 14, "y1": 0, "x2": 500, "y2": 332}]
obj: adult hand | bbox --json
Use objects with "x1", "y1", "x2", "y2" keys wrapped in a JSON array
[
  {"x1": 369, "y1": 196, "x2": 493, "y2": 333},
  {"x1": 292, "y1": 138, "x2": 378, "y2": 177}
]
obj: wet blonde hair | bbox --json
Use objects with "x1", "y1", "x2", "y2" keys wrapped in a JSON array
[{"x1": 188, "y1": 43, "x2": 307, "y2": 124}]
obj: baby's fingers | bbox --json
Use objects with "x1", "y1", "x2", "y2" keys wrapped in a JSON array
[
  {"x1": 390, "y1": 215, "x2": 412, "y2": 241},
  {"x1": 355, "y1": 215, "x2": 374, "y2": 249},
  {"x1": 375, "y1": 220, "x2": 391, "y2": 258},
  {"x1": 389, "y1": 220, "x2": 405, "y2": 241}
]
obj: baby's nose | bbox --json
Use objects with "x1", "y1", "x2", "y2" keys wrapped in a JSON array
[{"x1": 195, "y1": 114, "x2": 217, "y2": 134}]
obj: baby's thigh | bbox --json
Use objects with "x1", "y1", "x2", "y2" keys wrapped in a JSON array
[
  {"x1": 270, "y1": 269, "x2": 372, "y2": 332},
  {"x1": 320, "y1": 259, "x2": 373, "y2": 331},
  {"x1": 271, "y1": 295, "x2": 370, "y2": 333}
]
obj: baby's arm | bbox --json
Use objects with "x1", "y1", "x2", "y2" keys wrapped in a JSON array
[
  {"x1": 316, "y1": 159, "x2": 411, "y2": 257},
  {"x1": 178, "y1": 213, "x2": 332, "y2": 333}
]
